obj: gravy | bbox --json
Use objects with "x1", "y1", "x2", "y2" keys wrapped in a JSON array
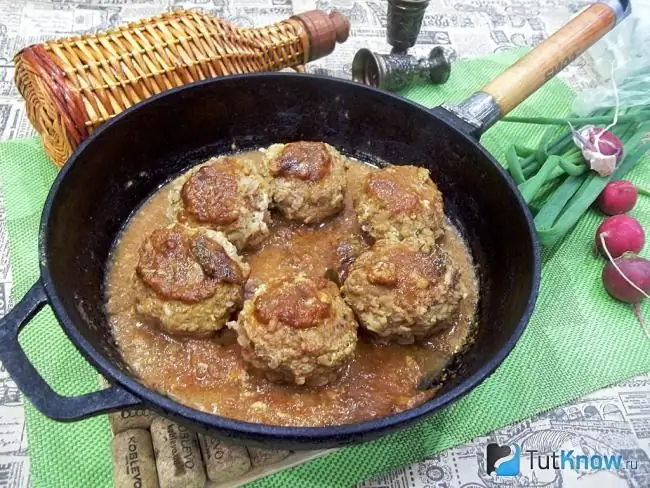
[{"x1": 105, "y1": 150, "x2": 479, "y2": 427}]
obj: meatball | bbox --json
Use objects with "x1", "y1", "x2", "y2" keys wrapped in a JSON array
[
  {"x1": 167, "y1": 155, "x2": 271, "y2": 250},
  {"x1": 341, "y1": 239, "x2": 466, "y2": 344},
  {"x1": 263, "y1": 141, "x2": 346, "y2": 224},
  {"x1": 134, "y1": 223, "x2": 250, "y2": 337},
  {"x1": 355, "y1": 165, "x2": 445, "y2": 251},
  {"x1": 229, "y1": 273, "x2": 358, "y2": 386}
]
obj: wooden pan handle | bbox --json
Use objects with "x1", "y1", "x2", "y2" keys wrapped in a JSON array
[{"x1": 482, "y1": 2, "x2": 619, "y2": 117}]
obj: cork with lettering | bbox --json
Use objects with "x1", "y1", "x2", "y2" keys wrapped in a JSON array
[
  {"x1": 150, "y1": 417, "x2": 207, "y2": 488},
  {"x1": 111, "y1": 429, "x2": 159, "y2": 488},
  {"x1": 102, "y1": 375, "x2": 334, "y2": 487}
]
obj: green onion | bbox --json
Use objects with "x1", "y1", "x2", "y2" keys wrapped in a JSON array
[
  {"x1": 518, "y1": 155, "x2": 562, "y2": 202},
  {"x1": 536, "y1": 127, "x2": 555, "y2": 164},
  {"x1": 513, "y1": 145, "x2": 536, "y2": 157},
  {"x1": 501, "y1": 109, "x2": 650, "y2": 126},
  {"x1": 503, "y1": 105, "x2": 650, "y2": 248},
  {"x1": 538, "y1": 141, "x2": 650, "y2": 247},
  {"x1": 506, "y1": 146, "x2": 526, "y2": 184},
  {"x1": 558, "y1": 157, "x2": 587, "y2": 176},
  {"x1": 534, "y1": 175, "x2": 584, "y2": 229},
  {"x1": 522, "y1": 161, "x2": 542, "y2": 179}
]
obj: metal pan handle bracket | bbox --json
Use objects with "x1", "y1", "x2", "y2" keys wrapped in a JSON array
[
  {"x1": 0, "y1": 281, "x2": 142, "y2": 421},
  {"x1": 443, "y1": 0, "x2": 631, "y2": 135}
]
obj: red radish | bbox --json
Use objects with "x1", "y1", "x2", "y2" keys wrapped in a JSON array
[
  {"x1": 597, "y1": 180, "x2": 650, "y2": 215},
  {"x1": 572, "y1": 126, "x2": 624, "y2": 177},
  {"x1": 585, "y1": 127, "x2": 624, "y2": 159},
  {"x1": 596, "y1": 215, "x2": 645, "y2": 259},
  {"x1": 601, "y1": 253, "x2": 650, "y2": 329},
  {"x1": 597, "y1": 181, "x2": 638, "y2": 215}
]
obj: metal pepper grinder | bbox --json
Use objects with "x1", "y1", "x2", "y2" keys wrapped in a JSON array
[{"x1": 351, "y1": 0, "x2": 451, "y2": 92}]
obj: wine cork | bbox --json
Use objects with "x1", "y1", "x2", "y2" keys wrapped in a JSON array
[
  {"x1": 111, "y1": 429, "x2": 160, "y2": 488},
  {"x1": 246, "y1": 447, "x2": 291, "y2": 468},
  {"x1": 98, "y1": 374, "x2": 157, "y2": 433},
  {"x1": 109, "y1": 407, "x2": 158, "y2": 434},
  {"x1": 198, "y1": 434, "x2": 251, "y2": 483},
  {"x1": 150, "y1": 417, "x2": 207, "y2": 488}
]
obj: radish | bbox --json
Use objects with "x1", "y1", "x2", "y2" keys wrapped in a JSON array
[
  {"x1": 597, "y1": 181, "x2": 638, "y2": 215},
  {"x1": 601, "y1": 253, "x2": 650, "y2": 330},
  {"x1": 572, "y1": 126, "x2": 624, "y2": 177},
  {"x1": 597, "y1": 180, "x2": 650, "y2": 215},
  {"x1": 596, "y1": 215, "x2": 645, "y2": 259}
]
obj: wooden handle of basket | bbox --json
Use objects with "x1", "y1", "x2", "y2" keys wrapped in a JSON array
[
  {"x1": 481, "y1": 2, "x2": 620, "y2": 116},
  {"x1": 292, "y1": 10, "x2": 350, "y2": 62}
]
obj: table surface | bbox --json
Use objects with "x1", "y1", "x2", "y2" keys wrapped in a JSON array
[{"x1": 1, "y1": 1, "x2": 649, "y2": 487}]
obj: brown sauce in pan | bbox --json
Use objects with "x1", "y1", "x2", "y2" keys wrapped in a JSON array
[{"x1": 105, "y1": 150, "x2": 479, "y2": 427}]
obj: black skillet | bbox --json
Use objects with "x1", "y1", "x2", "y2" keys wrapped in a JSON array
[{"x1": 0, "y1": 1, "x2": 631, "y2": 450}]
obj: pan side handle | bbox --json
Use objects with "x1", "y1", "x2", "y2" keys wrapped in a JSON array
[
  {"x1": 443, "y1": 0, "x2": 631, "y2": 136},
  {"x1": 0, "y1": 281, "x2": 143, "y2": 421}
]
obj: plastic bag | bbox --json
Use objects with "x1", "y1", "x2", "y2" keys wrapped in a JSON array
[{"x1": 571, "y1": 1, "x2": 650, "y2": 116}]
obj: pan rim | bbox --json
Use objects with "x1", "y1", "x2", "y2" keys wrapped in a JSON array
[{"x1": 38, "y1": 71, "x2": 541, "y2": 443}]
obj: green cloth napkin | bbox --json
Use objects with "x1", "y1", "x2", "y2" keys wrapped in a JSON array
[{"x1": 0, "y1": 48, "x2": 648, "y2": 488}]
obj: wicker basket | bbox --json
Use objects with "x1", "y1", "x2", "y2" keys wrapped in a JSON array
[{"x1": 13, "y1": 9, "x2": 350, "y2": 167}]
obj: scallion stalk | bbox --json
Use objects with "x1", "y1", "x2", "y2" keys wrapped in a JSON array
[{"x1": 503, "y1": 105, "x2": 650, "y2": 248}]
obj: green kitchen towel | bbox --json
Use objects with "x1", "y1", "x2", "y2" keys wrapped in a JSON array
[{"x1": 1, "y1": 47, "x2": 649, "y2": 488}]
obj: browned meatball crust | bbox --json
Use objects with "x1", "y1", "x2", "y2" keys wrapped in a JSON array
[
  {"x1": 264, "y1": 141, "x2": 346, "y2": 224},
  {"x1": 134, "y1": 224, "x2": 249, "y2": 337},
  {"x1": 229, "y1": 273, "x2": 358, "y2": 387},
  {"x1": 355, "y1": 165, "x2": 445, "y2": 251},
  {"x1": 167, "y1": 156, "x2": 271, "y2": 250},
  {"x1": 341, "y1": 239, "x2": 466, "y2": 344}
]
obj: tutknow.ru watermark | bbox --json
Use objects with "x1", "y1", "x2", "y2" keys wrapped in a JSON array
[
  {"x1": 525, "y1": 449, "x2": 637, "y2": 471},
  {"x1": 486, "y1": 443, "x2": 638, "y2": 477}
]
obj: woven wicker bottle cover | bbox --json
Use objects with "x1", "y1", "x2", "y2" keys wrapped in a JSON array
[{"x1": 13, "y1": 9, "x2": 350, "y2": 168}]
